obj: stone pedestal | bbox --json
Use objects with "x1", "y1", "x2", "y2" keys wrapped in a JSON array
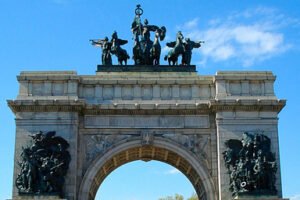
[
  {"x1": 234, "y1": 195, "x2": 288, "y2": 200},
  {"x1": 12, "y1": 195, "x2": 66, "y2": 200}
]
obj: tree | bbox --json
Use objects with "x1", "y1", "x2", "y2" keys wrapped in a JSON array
[
  {"x1": 158, "y1": 194, "x2": 183, "y2": 200},
  {"x1": 187, "y1": 193, "x2": 198, "y2": 200},
  {"x1": 159, "y1": 193, "x2": 198, "y2": 200}
]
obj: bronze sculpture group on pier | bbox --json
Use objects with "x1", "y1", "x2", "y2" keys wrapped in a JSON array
[{"x1": 90, "y1": 5, "x2": 204, "y2": 66}]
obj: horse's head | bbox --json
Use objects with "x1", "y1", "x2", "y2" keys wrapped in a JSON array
[
  {"x1": 110, "y1": 38, "x2": 117, "y2": 53},
  {"x1": 154, "y1": 30, "x2": 160, "y2": 39},
  {"x1": 176, "y1": 31, "x2": 184, "y2": 42},
  {"x1": 159, "y1": 26, "x2": 166, "y2": 41}
]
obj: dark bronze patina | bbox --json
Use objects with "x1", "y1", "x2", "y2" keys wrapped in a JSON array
[
  {"x1": 91, "y1": 4, "x2": 205, "y2": 67},
  {"x1": 91, "y1": 31, "x2": 129, "y2": 65},
  {"x1": 90, "y1": 37, "x2": 112, "y2": 65},
  {"x1": 15, "y1": 131, "x2": 71, "y2": 198},
  {"x1": 223, "y1": 132, "x2": 277, "y2": 197},
  {"x1": 131, "y1": 5, "x2": 166, "y2": 65},
  {"x1": 164, "y1": 31, "x2": 204, "y2": 65}
]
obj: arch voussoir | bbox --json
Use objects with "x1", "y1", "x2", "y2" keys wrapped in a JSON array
[{"x1": 78, "y1": 138, "x2": 217, "y2": 200}]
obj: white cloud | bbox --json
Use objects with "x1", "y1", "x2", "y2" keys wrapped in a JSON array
[
  {"x1": 165, "y1": 168, "x2": 181, "y2": 175},
  {"x1": 291, "y1": 194, "x2": 300, "y2": 200},
  {"x1": 183, "y1": 18, "x2": 199, "y2": 29},
  {"x1": 162, "y1": 46, "x2": 171, "y2": 54},
  {"x1": 177, "y1": 7, "x2": 297, "y2": 67}
]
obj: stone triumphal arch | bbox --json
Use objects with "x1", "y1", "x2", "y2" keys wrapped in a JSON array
[
  {"x1": 79, "y1": 139, "x2": 215, "y2": 200},
  {"x1": 8, "y1": 66, "x2": 287, "y2": 200}
]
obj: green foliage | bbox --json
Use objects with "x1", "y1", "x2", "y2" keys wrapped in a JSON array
[
  {"x1": 159, "y1": 193, "x2": 198, "y2": 200},
  {"x1": 187, "y1": 193, "x2": 198, "y2": 200},
  {"x1": 158, "y1": 194, "x2": 182, "y2": 200}
]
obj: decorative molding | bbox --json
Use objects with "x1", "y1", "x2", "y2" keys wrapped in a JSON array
[
  {"x1": 85, "y1": 134, "x2": 135, "y2": 162},
  {"x1": 84, "y1": 132, "x2": 211, "y2": 170},
  {"x1": 84, "y1": 115, "x2": 210, "y2": 129},
  {"x1": 8, "y1": 99, "x2": 286, "y2": 114}
]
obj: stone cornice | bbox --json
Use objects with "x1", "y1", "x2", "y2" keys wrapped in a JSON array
[
  {"x1": 214, "y1": 71, "x2": 276, "y2": 81},
  {"x1": 17, "y1": 71, "x2": 79, "y2": 81},
  {"x1": 210, "y1": 99, "x2": 286, "y2": 112},
  {"x1": 7, "y1": 98, "x2": 286, "y2": 114},
  {"x1": 7, "y1": 100, "x2": 85, "y2": 114}
]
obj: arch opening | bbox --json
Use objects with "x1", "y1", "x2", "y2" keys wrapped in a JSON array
[
  {"x1": 95, "y1": 160, "x2": 197, "y2": 200},
  {"x1": 78, "y1": 140, "x2": 216, "y2": 200}
]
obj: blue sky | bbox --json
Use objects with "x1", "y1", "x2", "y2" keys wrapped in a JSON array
[{"x1": 0, "y1": 0, "x2": 300, "y2": 199}]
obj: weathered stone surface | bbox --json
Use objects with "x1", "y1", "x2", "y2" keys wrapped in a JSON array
[
  {"x1": 234, "y1": 194, "x2": 288, "y2": 200},
  {"x1": 8, "y1": 70, "x2": 287, "y2": 200},
  {"x1": 13, "y1": 196, "x2": 66, "y2": 200}
]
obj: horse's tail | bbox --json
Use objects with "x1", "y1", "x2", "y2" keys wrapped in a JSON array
[{"x1": 164, "y1": 55, "x2": 168, "y2": 61}]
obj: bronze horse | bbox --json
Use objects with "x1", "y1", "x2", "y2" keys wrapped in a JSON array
[
  {"x1": 110, "y1": 31, "x2": 130, "y2": 65},
  {"x1": 150, "y1": 31, "x2": 161, "y2": 65},
  {"x1": 164, "y1": 31, "x2": 185, "y2": 65}
]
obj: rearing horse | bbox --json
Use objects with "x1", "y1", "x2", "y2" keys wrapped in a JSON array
[
  {"x1": 150, "y1": 31, "x2": 161, "y2": 65},
  {"x1": 164, "y1": 31, "x2": 185, "y2": 65},
  {"x1": 110, "y1": 31, "x2": 130, "y2": 65}
]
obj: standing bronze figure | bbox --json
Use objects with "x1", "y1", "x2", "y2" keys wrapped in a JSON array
[
  {"x1": 183, "y1": 38, "x2": 204, "y2": 65},
  {"x1": 90, "y1": 37, "x2": 112, "y2": 65},
  {"x1": 165, "y1": 32, "x2": 204, "y2": 65},
  {"x1": 90, "y1": 5, "x2": 204, "y2": 66},
  {"x1": 90, "y1": 31, "x2": 129, "y2": 65},
  {"x1": 164, "y1": 31, "x2": 185, "y2": 65},
  {"x1": 131, "y1": 5, "x2": 166, "y2": 65}
]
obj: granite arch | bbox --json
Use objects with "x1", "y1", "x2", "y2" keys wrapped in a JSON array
[{"x1": 78, "y1": 138, "x2": 217, "y2": 200}]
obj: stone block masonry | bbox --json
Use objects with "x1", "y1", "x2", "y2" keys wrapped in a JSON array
[{"x1": 8, "y1": 67, "x2": 286, "y2": 200}]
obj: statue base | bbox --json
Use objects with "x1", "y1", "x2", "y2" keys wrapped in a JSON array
[
  {"x1": 12, "y1": 196, "x2": 66, "y2": 200},
  {"x1": 234, "y1": 195, "x2": 289, "y2": 200},
  {"x1": 97, "y1": 65, "x2": 196, "y2": 72}
]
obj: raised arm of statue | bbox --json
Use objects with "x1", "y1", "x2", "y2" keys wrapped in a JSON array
[
  {"x1": 159, "y1": 26, "x2": 166, "y2": 41},
  {"x1": 192, "y1": 41, "x2": 201, "y2": 48},
  {"x1": 193, "y1": 41, "x2": 205, "y2": 48},
  {"x1": 147, "y1": 24, "x2": 159, "y2": 32},
  {"x1": 90, "y1": 39, "x2": 106, "y2": 47},
  {"x1": 117, "y1": 39, "x2": 128, "y2": 46},
  {"x1": 166, "y1": 41, "x2": 176, "y2": 48}
]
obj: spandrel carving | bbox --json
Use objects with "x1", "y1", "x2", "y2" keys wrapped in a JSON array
[
  {"x1": 161, "y1": 133, "x2": 210, "y2": 159},
  {"x1": 15, "y1": 131, "x2": 71, "y2": 197},
  {"x1": 223, "y1": 132, "x2": 277, "y2": 197},
  {"x1": 85, "y1": 134, "x2": 133, "y2": 162}
]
